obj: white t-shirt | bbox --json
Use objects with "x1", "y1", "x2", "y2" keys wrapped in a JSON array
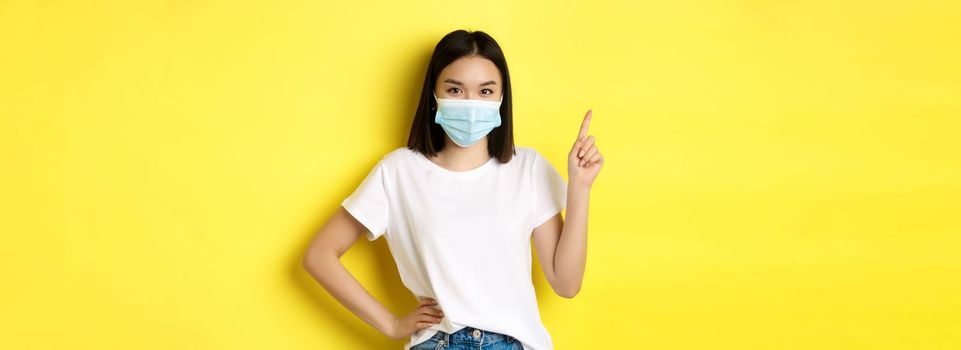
[{"x1": 340, "y1": 145, "x2": 567, "y2": 350}]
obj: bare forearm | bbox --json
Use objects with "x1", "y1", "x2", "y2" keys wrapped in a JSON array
[
  {"x1": 303, "y1": 253, "x2": 397, "y2": 338},
  {"x1": 554, "y1": 183, "x2": 590, "y2": 295}
]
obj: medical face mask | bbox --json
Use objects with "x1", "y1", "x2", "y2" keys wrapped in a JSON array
[{"x1": 433, "y1": 92, "x2": 503, "y2": 148}]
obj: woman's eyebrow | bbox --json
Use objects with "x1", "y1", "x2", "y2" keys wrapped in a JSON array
[{"x1": 443, "y1": 78, "x2": 498, "y2": 86}]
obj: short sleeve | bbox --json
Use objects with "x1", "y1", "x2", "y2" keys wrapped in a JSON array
[
  {"x1": 341, "y1": 159, "x2": 390, "y2": 241},
  {"x1": 529, "y1": 151, "x2": 568, "y2": 230}
]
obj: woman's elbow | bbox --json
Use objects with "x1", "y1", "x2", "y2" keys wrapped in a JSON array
[
  {"x1": 301, "y1": 251, "x2": 319, "y2": 274},
  {"x1": 301, "y1": 249, "x2": 334, "y2": 276},
  {"x1": 554, "y1": 283, "x2": 581, "y2": 299}
]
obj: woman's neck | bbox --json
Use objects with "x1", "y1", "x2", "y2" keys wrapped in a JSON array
[{"x1": 430, "y1": 137, "x2": 492, "y2": 171}]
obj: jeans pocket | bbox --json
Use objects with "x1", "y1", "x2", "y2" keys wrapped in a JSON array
[{"x1": 507, "y1": 335, "x2": 522, "y2": 349}]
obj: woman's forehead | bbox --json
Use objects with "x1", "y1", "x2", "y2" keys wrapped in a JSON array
[{"x1": 439, "y1": 56, "x2": 501, "y2": 84}]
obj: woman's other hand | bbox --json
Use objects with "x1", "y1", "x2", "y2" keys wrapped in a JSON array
[{"x1": 387, "y1": 297, "x2": 445, "y2": 340}]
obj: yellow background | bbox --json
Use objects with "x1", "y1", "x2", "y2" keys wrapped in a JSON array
[{"x1": 2, "y1": 0, "x2": 959, "y2": 348}]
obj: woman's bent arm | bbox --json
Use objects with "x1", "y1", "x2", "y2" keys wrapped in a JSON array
[{"x1": 301, "y1": 206, "x2": 399, "y2": 339}]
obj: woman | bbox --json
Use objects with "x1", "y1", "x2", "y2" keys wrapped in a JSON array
[{"x1": 302, "y1": 29, "x2": 603, "y2": 350}]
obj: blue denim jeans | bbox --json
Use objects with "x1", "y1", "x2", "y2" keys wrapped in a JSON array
[{"x1": 410, "y1": 326, "x2": 522, "y2": 350}]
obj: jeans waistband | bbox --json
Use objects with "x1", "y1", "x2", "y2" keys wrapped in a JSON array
[{"x1": 431, "y1": 326, "x2": 514, "y2": 344}]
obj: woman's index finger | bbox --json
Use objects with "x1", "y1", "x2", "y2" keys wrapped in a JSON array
[{"x1": 577, "y1": 109, "x2": 593, "y2": 140}]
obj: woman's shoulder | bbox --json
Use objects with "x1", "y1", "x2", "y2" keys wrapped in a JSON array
[
  {"x1": 515, "y1": 145, "x2": 545, "y2": 155},
  {"x1": 376, "y1": 147, "x2": 421, "y2": 169},
  {"x1": 383, "y1": 146, "x2": 413, "y2": 159},
  {"x1": 513, "y1": 145, "x2": 546, "y2": 163}
]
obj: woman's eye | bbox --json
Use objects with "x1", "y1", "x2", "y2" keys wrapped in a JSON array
[
  {"x1": 482, "y1": 89, "x2": 493, "y2": 95},
  {"x1": 447, "y1": 88, "x2": 461, "y2": 94}
]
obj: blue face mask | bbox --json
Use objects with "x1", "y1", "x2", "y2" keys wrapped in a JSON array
[{"x1": 433, "y1": 92, "x2": 503, "y2": 148}]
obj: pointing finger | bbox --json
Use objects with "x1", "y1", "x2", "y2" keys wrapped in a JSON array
[{"x1": 577, "y1": 109, "x2": 592, "y2": 141}]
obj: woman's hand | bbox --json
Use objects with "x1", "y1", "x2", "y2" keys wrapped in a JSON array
[
  {"x1": 568, "y1": 109, "x2": 604, "y2": 189},
  {"x1": 386, "y1": 297, "x2": 445, "y2": 340}
]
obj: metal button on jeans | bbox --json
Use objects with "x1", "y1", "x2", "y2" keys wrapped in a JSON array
[{"x1": 472, "y1": 329, "x2": 481, "y2": 338}]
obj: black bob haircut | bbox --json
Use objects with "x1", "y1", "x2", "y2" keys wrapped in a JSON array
[{"x1": 406, "y1": 29, "x2": 516, "y2": 164}]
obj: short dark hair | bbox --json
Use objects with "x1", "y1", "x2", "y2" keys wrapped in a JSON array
[{"x1": 406, "y1": 29, "x2": 515, "y2": 163}]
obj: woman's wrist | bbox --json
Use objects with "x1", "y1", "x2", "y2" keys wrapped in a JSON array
[
  {"x1": 379, "y1": 313, "x2": 399, "y2": 339},
  {"x1": 569, "y1": 180, "x2": 592, "y2": 195}
]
